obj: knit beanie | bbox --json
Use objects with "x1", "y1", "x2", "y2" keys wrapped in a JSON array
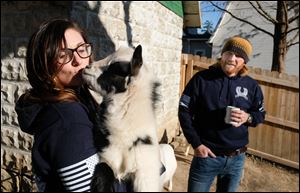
[{"x1": 221, "y1": 36, "x2": 252, "y2": 63}]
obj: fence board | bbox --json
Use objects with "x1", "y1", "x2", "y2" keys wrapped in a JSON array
[
  {"x1": 247, "y1": 148, "x2": 299, "y2": 169},
  {"x1": 282, "y1": 129, "x2": 292, "y2": 158},
  {"x1": 250, "y1": 71, "x2": 299, "y2": 88},
  {"x1": 272, "y1": 123, "x2": 283, "y2": 157},
  {"x1": 180, "y1": 54, "x2": 299, "y2": 169},
  {"x1": 291, "y1": 133, "x2": 299, "y2": 162},
  {"x1": 265, "y1": 115, "x2": 298, "y2": 130},
  {"x1": 248, "y1": 127, "x2": 256, "y2": 148}
]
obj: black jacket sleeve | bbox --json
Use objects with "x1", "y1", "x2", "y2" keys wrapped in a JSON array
[
  {"x1": 248, "y1": 84, "x2": 266, "y2": 127},
  {"x1": 178, "y1": 75, "x2": 202, "y2": 149}
]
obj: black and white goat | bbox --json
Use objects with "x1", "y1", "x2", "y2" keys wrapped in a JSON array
[{"x1": 82, "y1": 45, "x2": 163, "y2": 192}]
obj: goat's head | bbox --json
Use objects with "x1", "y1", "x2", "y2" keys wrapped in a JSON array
[{"x1": 82, "y1": 45, "x2": 143, "y2": 96}]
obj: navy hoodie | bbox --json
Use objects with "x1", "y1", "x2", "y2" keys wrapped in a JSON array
[
  {"x1": 178, "y1": 65, "x2": 265, "y2": 151},
  {"x1": 15, "y1": 91, "x2": 130, "y2": 192}
]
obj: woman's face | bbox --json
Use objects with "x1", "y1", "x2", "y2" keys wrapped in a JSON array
[
  {"x1": 220, "y1": 51, "x2": 245, "y2": 77},
  {"x1": 55, "y1": 28, "x2": 90, "y2": 88}
]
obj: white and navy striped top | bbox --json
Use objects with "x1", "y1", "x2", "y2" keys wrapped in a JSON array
[{"x1": 57, "y1": 154, "x2": 99, "y2": 192}]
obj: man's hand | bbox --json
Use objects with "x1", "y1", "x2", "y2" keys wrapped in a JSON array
[
  {"x1": 231, "y1": 109, "x2": 250, "y2": 127},
  {"x1": 194, "y1": 144, "x2": 216, "y2": 158}
]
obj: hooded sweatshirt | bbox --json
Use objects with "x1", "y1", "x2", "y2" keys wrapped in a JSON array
[
  {"x1": 178, "y1": 65, "x2": 266, "y2": 151},
  {"x1": 15, "y1": 93, "x2": 99, "y2": 192}
]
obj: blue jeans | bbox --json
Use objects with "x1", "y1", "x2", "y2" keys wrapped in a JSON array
[{"x1": 188, "y1": 153, "x2": 245, "y2": 192}]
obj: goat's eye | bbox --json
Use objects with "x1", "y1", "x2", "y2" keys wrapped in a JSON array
[{"x1": 125, "y1": 76, "x2": 131, "y2": 85}]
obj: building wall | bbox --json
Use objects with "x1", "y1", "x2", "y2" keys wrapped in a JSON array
[{"x1": 1, "y1": 1, "x2": 183, "y2": 191}]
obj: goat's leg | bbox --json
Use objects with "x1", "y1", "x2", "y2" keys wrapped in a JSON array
[
  {"x1": 167, "y1": 178, "x2": 173, "y2": 192},
  {"x1": 133, "y1": 145, "x2": 161, "y2": 192},
  {"x1": 91, "y1": 162, "x2": 115, "y2": 192}
]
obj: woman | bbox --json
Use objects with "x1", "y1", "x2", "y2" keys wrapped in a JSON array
[{"x1": 15, "y1": 18, "x2": 128, "y2": 192}]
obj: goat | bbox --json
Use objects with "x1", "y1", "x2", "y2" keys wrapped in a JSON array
[{"x1": 82, "y1": 45, "x2": 162, "y2": 192}]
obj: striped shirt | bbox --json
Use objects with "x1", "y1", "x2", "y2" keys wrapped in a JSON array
[{"x1": 57, "y1": 154, "x2": 100, "y2": 192}]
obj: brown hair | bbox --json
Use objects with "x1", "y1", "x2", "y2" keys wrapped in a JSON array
[{"x1": 25, "y1": 18, "x2": 91, "y2": 102}]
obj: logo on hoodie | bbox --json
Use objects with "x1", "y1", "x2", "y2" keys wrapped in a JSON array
[{"x1": 235, "y1": 86, "x2": 248, "y2": 100}]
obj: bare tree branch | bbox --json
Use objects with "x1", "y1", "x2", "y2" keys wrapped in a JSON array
[
  {"x1": 288, "y1": 14, "x2": 299, "y2": 23},
  {"x1": 287, "y1": 26, "x2": 300, "y2": 34},
  {"x1": 283, "y1": 1, "x2": 288, "y2": 35},
  {"x1": 287, "y1": 2, "x2": 299, "y2": 11},
  {"x1": 287, "y1": 41, "x2": 299, "y2": 48},
  {"x1": 249, "y1": 1, "x2": 277, "y2": 24},
  {"x1": 287, "y1": 31, "x2": 299, "y2": 49},
  {"x1": 209, "y1": 1, "x2": 274, "y2": 37}
]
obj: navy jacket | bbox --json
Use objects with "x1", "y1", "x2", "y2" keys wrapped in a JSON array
[
  {"x1": 15, "y1": 93, "x2": 98, "y2": 191},
  {"x1": 178, "y1": 65, "x2": 266, "y2": 151},
  {"x1": 15, "y1": 90, "x2": 129, "y2": 192}
]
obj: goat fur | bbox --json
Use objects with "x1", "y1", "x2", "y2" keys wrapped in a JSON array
[
  {"x1": 159, "y1": 144, "x2": 177, "y2": 192},
  {"x1": 82, "y1": 45, "x2": 163, "y2": 192}
]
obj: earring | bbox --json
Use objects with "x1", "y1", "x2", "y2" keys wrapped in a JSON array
[{"x1": 52, "y1": 77, "x2": 61, "y2": 92}]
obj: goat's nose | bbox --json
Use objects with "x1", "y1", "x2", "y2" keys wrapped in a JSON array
[{"x1": 85, "y1": 64, "x2": 92, "y2": 69}]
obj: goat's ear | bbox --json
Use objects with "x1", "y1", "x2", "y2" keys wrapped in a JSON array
[{"x1": 131, "y1": 45, "x2": 143, "y2": 76}]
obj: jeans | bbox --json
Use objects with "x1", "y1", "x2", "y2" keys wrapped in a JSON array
[{"x1": 188, "y1": 153, "x2": 245, "y2": 192}]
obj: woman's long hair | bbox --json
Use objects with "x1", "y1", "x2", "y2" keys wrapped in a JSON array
[{"x1": 25, "y1": 18, "x2": 92, "y2": 102}]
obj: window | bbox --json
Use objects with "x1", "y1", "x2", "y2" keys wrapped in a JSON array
[{"x1": 194, "y1": 49, "x2": 205, "y2": 56}]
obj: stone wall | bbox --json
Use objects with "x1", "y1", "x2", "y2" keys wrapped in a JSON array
[{"x1": 1, "y1": 1, "x2": 183, "y2": 191}]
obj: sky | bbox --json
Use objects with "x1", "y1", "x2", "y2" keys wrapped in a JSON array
[{"x1": 200, "y1": 1, "x2": 228, "y2": 32}]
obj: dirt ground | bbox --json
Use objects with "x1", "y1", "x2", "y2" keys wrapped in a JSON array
[{"x1": 165, "y1": 145, "x2": 299, "y2": 192}]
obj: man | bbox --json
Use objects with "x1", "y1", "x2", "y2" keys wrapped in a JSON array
[{"x1": 178, "y1": 36, "x2": 266, "y2": 192}]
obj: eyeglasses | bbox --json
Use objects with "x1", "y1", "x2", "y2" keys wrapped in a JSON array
[{"x1": 58, "y1": 43, "x2": 92, "y2": 64}]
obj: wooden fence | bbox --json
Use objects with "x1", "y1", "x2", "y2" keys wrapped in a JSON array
[{"x1": 180, "y1": 54, "x2": 299, "y2": 169}]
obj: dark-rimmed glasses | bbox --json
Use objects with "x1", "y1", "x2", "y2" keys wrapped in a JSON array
[{"x1": 58, "y1": 43, "x2": 92, "y2": 64}]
